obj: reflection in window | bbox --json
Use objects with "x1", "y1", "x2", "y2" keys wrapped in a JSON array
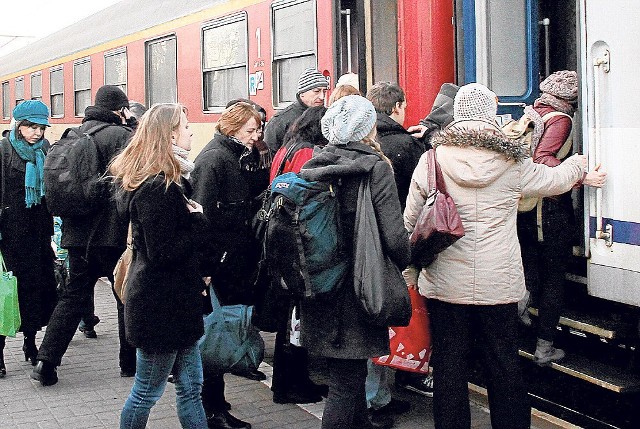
[
  {"x1": 146, "y1": 36, "x2": 177, "y2": 105},
  {"x1": 31, "y1": 73, "x2": 43, "y2": 101},
  {"x1": 105, "y1": 49, "x2": 128, "y2": 94},
  {"x1": 74, "y1": 59, "x2": 91, "y2": 116},
  {"x1": 15, "y1": 77, "x2": 24, "y2": 106},
  {"x1": 2, "y1": 82, "x2": 10, "y2": 119},
  {"x1": 202, "y1": 16, "x2": 248, "y2": 110},
  {"x1": 272, "y1": 0, "x2": 317, "y2": 106},
  {"x1": 50, "y1": 67, "x2": 64, "y2": 117}
]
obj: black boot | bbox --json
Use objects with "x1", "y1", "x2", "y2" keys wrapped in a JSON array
[
  {"x1": 0, "y1": 335, "x2": 6, "y2": 378},
  {"x1": 207, "y1": 410, "x2": 251, "y2": 429},
  {"x1": 22, "y1": 332, "x2": 38, "y2": 366},
  {"x1": 31, "y1": 360, "x2": 58, "y2": 386}
]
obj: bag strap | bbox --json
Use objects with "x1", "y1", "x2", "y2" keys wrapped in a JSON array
[
  {"x1": 275, "y1": 140, "x2": 304, "y2": 178},
  {"x1": 541, "y1": 111, "x2": 574, "y2": 160},
  {"x1": 431, "y1": 150, "x2": 449, "y2": 194}
]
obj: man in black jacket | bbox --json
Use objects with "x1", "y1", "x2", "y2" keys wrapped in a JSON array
[
  {"x1": 263, "y1": 68, "x2": 328, "y2": 151},
  {"x1": 32, "y1": 85, "x2": 134, "y2": 386}
]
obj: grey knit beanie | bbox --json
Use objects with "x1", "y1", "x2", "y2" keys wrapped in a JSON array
[
  {"x1": 540, "y1": 70, "x2": 578, "y2": 101},
  {"x1": 297, "y1": 68, "x2": 329, "y2": 95},
  {"x1": 321, "y1": 95, "x2": 376, "y2": 145},
  {"x1": 453, "y1": 83, "x2": 497, "y2": 121}
]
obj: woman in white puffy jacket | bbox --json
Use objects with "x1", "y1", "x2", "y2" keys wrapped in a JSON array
[{"x1": 403, "y1": 83, "x2": 586, "y2": 429}]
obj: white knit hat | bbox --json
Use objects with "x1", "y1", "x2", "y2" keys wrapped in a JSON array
[
  {"x1": 453, "y1": 83, "x2": 497, "y2": 121},
  {"x1": 321, "y1": 95, "x2": 376, "y2": 145},
  {"x1": 336, "y1": 73, "x2": 359, "y2": 91}
]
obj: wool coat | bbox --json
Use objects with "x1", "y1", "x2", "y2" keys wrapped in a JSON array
[
  {"x1": 120, "y1": 175, "x2": 207, "y2": 352},
  {"x1": 60, "y1": 106, "x2": 132, "y2": 251},
  {"x1": 191, "y1": 133, "x2": 267, "y2": 305},
  {"x1": 263, "y1": 99, "x2": 307, "y2": 151},
  {"x1": 297, "y1": 142, "x2": 410, "y2": 359},
  {"x1": 404, "y1": 119, "x2": 584, "y2": 305},
  {"x1": 0, "y1": 139, "x2": 57, "y2": 332}
]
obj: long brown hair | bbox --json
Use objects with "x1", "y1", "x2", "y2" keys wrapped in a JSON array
[{"x1": 109, "y1": 103, "x2": 186, "y2": 191}]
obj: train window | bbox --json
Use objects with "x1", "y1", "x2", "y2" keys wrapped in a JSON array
[
  {"x1": 202, "y1": 15, "x2": 248, "y2": 111},
  {"x1": 272, "y1": 0, "x2": 317, "y2": 106},
  {"x1": 15, "y1": 77, "x2": 24, "y2": 106},
  {"x1": 105, "y1": 49, "x2": 128, "y2": 94},
  {"x1": 31, "y1": 73, "x2": 42, "y2": 101},
  {"x1": 146, "y1": 35, "x2": 177, "y2": 105},
  {"x1": 50, "y1": 67, "x2": 64, "y2": 118},
  {"x1": 2, "y1": 82, "x2": 9, "y2": 119},
  {"x1": 74, "y1": 59, "x2": 91, "y2": 116}
]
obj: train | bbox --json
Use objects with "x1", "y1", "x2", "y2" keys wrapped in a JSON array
[{"x1": 1, "y1": 0, "x2": 638, "y2": 427}]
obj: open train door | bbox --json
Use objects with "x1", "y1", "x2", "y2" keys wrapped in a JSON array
[{"x1": 580, "y1": 0, "x2": 640, "y2": 307}]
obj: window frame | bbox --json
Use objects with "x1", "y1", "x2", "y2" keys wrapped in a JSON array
[
  {"x1": 2, "y1": 81, "x2": 10, "y2": 119},
  {"x1": 271, "y1": 0, "x2": 318, "y2": 108},
  {"x1": 15, "y1": 77, "x2": 25, "y2": 106},
  {"x1": 50, "y1": 66, "x2": 64, "y2": 118},
  {"x1": 104, "y1": 47, "x2": 128, "y2": 95},
  {"x1": 201, "y1": 12, "x2": 249, "y2": 113},
  {"x1": 30, "y1": 72, "x2": 43, "y2": 101},
  {"x1": 73, "y1": 57, "x2": 92, "y2": 117},
  {"x1": 145, "y1": 34, "x2": 178, "y2": 106}
]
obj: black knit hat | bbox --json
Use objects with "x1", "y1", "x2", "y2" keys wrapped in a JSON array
[{"x1": 95, "y1": 85, "x2": 130, "y2": 111}]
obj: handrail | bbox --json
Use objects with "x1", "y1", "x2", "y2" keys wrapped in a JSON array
[{"x1": 593, "y1": 49, "x2": 612, "y2": 246}]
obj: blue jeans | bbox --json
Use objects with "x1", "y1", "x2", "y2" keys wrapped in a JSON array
[
  {"x1": 365, "y1": 360, "x2": 392, "y2": 409},
  {"x1": 120, "y1": 343, "x2": 207, "y2": 429}
]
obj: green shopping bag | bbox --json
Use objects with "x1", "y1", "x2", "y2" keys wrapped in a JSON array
[{"x1": 0, "y1": 251, "x2": 20, "y2": 337}]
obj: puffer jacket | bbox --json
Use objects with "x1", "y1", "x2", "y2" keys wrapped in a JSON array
[{"x1": 404, "y1": 119, "x2": 584, "y2": 305}]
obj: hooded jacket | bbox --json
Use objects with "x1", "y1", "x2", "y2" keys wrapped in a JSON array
[
  {"x1": 404, "y1": 119, "x2": 584, "y2": 305},
  {"x1": 297, "y1": 142, "x2": 410, "y2": 359}
]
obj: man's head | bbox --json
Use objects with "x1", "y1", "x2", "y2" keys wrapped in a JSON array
[
  {"x1": 366, "y1": 82, "x2": 407, "y2": 125},
  {"x1": 95, "y1": 85, "x2": 131, "y2": 124},
  {"x1": 297, "y1": 68, "x2": 329, "y2": 107}
]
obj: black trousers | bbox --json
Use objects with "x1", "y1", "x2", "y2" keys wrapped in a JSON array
[
  {"x1": 37, "y1": 247, "x2": 132, "y2": 367},
  {"x1": 427, "y1": 300, "x2": 530, "y2": 429},
  {"x1": 518, "y1": 199, "x2": 573, "y2": 341},
  {"x1": 321, "y1": 358, "x2": 369, "y2": 429},
  {"x1": 272, "y1": 305, "x2": 312, "y2": 394}
]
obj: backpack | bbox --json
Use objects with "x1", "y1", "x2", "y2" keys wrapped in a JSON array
[
  {"x1": 502, "y1": 111, "x2": 573, "y2": 212},
  {"x1": 264, "y1": 172, "x2": 348, "y2": 300},
  {"x1": 44, "y1": 124, "x2": 112, "y2": 217}
]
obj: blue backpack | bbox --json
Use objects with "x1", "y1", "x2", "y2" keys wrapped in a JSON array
[{"x1": 265, "y1": 172, "x2": 348, "y2": 300}]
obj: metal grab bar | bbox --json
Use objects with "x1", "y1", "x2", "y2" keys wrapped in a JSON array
[{"x1": 593, "y1": 49, "x2": 612, "y2": 246}]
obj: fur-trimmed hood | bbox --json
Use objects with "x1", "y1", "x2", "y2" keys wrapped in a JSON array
[{"x1": 431, "y1": 119, "x2": 528, "y2": 189}]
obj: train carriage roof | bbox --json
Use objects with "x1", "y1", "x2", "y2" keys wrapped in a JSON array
[{"x1": 0, "y1": 0, "x2": 226, "y2": 77}]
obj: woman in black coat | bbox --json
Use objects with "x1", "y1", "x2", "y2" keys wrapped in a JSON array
[
  {"x1": 299, "y1": 95, "x2": 411, "y2": 429},
  {"x1": 0, "y1": 101, "x2": 57, "y2": 377},
  {"x1": 110, "y1": 103, "x2": 209, "y2": 429}
]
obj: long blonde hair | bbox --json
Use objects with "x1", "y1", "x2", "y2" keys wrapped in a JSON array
[{"x1": 110, "y1": 103, "x2": 186, "y2": 191}]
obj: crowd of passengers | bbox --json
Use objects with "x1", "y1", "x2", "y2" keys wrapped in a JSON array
[{"x1": 0, "y1": 67, "x2": 606, "y2": 429}]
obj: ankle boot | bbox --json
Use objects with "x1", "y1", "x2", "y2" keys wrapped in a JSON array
[
  {"x1": 207, "y1": 409, "x2": 251, "y2": 429},
  {"x1": 23, "y1": 333, "x2": 38, "y2": 366},
  {"x1": 534, "y1": 338, "x2": 565, "y2": 366},
  {"x1": 31, "y1": 360, "x2": 58, "y2": 386}
]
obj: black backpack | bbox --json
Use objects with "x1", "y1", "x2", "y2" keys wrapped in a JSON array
[{"x1": 44, "y1": 124, "x2": 111, "y2": 217}]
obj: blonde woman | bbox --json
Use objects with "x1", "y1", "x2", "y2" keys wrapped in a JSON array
[
  {"x1": 110, "y1": 103, "x2": 208, "y2": 429},
  {"x1": 298, "y1": 95, "x2": 410, "y2": 429}
]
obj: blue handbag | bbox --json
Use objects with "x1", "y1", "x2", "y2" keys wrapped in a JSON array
[{"x1": 198, "y1": 286, "x2": 265, "y2": 375}]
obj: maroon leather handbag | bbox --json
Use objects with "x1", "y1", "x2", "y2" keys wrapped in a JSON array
[{"x1": 409, "y1": 150, "x2": 465, "y2": 267}]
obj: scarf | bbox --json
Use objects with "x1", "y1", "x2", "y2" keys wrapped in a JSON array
[
  {"x1": 9, "y1": 129, "x2": 46, "y2": 208},
  {"x1": 525, "y1": 94, "x2": 576, "y2": 154},
  {"x1": 172, "y1": 145, "x2": 194, "y2": 179}
]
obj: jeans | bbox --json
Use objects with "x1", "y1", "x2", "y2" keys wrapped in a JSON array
[
  {"x1": 428, "y1": 300, "x2": 530, "y2": 429},
  {"x1": 365, "y1": 360, "x2": 392, "y2": 409},
  {"x1": 321, "y1": 358, "x2": 369, "y2": 429},
  {"x1": 120, "y1": 343, "x2": 207, "y2": 429},
  {"x1": 37, "y1": 247, "x2": 122, "y2": 366}
]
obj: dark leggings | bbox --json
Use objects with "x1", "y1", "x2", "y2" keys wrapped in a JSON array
[{"x1": 321, "y1": 358, "x2": 368, "y2": 429}]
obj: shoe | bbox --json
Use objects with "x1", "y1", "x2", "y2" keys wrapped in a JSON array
[
  {"x1": 371, "y1": 398, "x2": 411, "y2": 416},
  {"x1": 120, "y1": 368, "x2": 135, "y2": 377},
  {"x1": 31, "y1": 360, "x2": 58, "y2": 386},
  {"x1": 518, "y1": 290, "x2": 532, "y2": 327},
  {"x1": 273, "y1": 389, "x2": 323, "y2": 404},
  {"x1": 78, "y1": 315, "x2": 100, "y2": 338},
  {"x1": 534, "y1": 338, "x2": 565, "y2": 366},
  {"x1": 296, "y1": 380, "x2": 329, "y2": 397},
  {"x1": 230, "y1": 368, "x2": 266, "y2": 381},
  {"x1": 0, "y1": 351, "x2": 5, "y2": 378},
  {"x1": 23, "y1": 343, "x2": 38, "y2": 366},
  {"x1": 397, "y1": 374, "x2": 433, "y2": 397},
  {"x1": 361, "y1": 411, "x2": 394, "y2": 429},
  {"x1": 207, "y1": 410, "x2": 251, "y2": 429}
]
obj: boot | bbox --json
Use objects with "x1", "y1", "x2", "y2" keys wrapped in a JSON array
[
  {"x1": 23, "y1": 332, "x2": 38, "y2": 366},
  {"x1": 534, "y1": 338, "x2": 565, "y2": 366},
  {"x1": 31, "y1": 360, "x2": 58, "y2": 386},
  {"x1": 207, "y1": 409, "x2": 252, "y2": 429},
  {"x1": 517, "y1": 290, "x2": 532, "y2": 327},
  {"x1": 0, "y1": 335, "x2": 6, "y2": 378}
]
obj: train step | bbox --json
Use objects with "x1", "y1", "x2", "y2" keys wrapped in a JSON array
[
  {"x1": 527, "y1": 307, "x2": 617, "y2": 339},
  {"x1": 518, "y1": 344, "x2": 640, "y2": 393}
]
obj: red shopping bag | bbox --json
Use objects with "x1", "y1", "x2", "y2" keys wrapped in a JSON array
[{"x1": 372, "y1": 288, "x2": 431, "y2": 373}]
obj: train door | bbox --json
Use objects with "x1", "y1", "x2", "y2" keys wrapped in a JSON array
[
  {"x1": 457, "y1": 0, "x2": 539, "y2": 117},
  {"x1": 580, "y1": 0, "x2": 640, "y2": 307}
]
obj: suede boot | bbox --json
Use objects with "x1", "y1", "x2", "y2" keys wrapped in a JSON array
[{"x1": 534, "y1": 338, "x2": 565, "y2": 366}]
